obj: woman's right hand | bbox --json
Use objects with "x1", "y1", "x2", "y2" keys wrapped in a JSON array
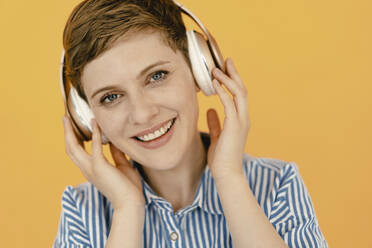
[{"x1": 62, "y1": 115, "x2": 145, "y2": 211}]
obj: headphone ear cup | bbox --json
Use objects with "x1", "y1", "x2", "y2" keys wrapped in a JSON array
[
  {"x1": 67, "y1": 87, "x2": 94, "y2": 141},
  {"x1": 67, "y1": 87, "x2": 109, "y2": 144},
  {"x1": 186, "y1": 30, "x2": 216, "y2": 96}
]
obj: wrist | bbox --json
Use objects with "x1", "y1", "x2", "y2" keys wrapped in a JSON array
[
  {"x1": 108, "y1": 203, "x2": 145, "y2": 248},
  {"x1": 114, "y1": 202, "x2": 145, "y2": 215},
  {"x1": 211, "y1": 165, "x2": 244, "y2": 183},
  {"x1": 113, "y1": 196, "x2": 146, "y2": 212}
]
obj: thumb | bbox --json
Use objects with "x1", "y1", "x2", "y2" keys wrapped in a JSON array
[
  {"x1": 109, "y1": 143, "x2": 143, "y2": 188},
  {"x1": 207, "y1": 108, "x2": 221, "y2": 144},
  {"x1": 109, "y1": 143, "x2": 130, "y2": 169}
]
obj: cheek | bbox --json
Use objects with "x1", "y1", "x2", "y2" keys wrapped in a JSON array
[
  {"x1": 160, "y1": 80, "x2": 198, "y2": 111},
  {"x1": 170, "y1": 81, "x2": 199, "y2": 120},
  {"x1": 165, "y1": 70, "x2": 198, "y2": 104},
  {"x1": 93, "y1": 109, "x2": 128, "y2": 139}
]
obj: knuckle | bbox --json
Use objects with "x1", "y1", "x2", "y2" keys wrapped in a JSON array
[{"x1": 239, "y1": 87, "x2": 248, "y2": 97}]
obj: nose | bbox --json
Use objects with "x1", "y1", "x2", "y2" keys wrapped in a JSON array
[{"x1": 127, "y1": 93, "x2": 159, "y2": 125}]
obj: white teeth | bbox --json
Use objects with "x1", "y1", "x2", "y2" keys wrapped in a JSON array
[{"x1": 137, "y1": 119, "x2": 174, "y2": 142}]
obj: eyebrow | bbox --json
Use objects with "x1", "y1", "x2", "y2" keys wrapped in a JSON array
[{"x1": 90, "y1": 60, "x2": 171, "y2": 99}]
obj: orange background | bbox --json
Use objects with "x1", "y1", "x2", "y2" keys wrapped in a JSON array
[{"x1": 1, "y1": 0, "x2": 371, "y2": 247}]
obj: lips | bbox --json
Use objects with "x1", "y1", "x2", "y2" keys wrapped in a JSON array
[
  {"x1": 131, "y1": 117, "x2": 175, "y2": 138},
  {"x1": 131, "y1": 117, "x2": 177, "y2": 149}
]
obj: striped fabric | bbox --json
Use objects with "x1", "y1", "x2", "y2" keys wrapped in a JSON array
[{"x1": 53, "y1": 134, "x2": 328, "y2": 248}]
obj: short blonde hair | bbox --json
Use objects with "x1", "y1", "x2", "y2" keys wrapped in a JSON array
[{"x1": 63, "y1": 0, "x2": 189, "y2": 102}]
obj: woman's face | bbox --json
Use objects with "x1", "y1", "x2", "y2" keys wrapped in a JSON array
[{"x1": 81, "y1": 30, "x2": 200, "y2": 170}]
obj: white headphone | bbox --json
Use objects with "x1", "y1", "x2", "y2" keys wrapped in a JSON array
[{"x1": 60, "y1": 0, "x2": 225, "y2": 143}]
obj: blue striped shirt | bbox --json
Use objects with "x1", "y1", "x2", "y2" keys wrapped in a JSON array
[{"x1": 53, "y1": 133, "x2": 328, "y2": 247}]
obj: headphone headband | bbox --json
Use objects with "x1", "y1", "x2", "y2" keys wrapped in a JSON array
[
  {"x1": 173, "y1": 0, "x2": 224, "y2": 71},
  {"x1": 60, "y1": 0, "x2": 224, "y2": 89}
]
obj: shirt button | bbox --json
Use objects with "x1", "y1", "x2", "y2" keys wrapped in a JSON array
[{"x1": 169, "y1": 231, "x2": 179, "y2": 241}]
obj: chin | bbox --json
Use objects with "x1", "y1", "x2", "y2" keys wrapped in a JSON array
[{"x1": 137, "y1": 142, "x2": 186, "y2": 171}]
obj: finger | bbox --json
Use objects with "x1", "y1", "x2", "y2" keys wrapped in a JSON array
[
  {"x1": 207, "y1": 108, "x2": 221, "y2": 142},
  {"x1": 212, "y1": 79, "x2": 237, "y2": 119},
  {"x1": 225, "y1": 58, "x2": 250, "y2": 120},
  {"x1": 62, "y1": 115, "x2": 90, "y2": 166},
  {"x1": 109, "y1": 143, "x2": 134, "y2": 175},
  {"x1": 225, "y1": 58, "x2": 245, "y2": 88},
  {"x1": 91, "y1": 119, "x2": 106, "y2": 163},
  {"x1": 213, "y1": 67, "x2": 246, "y2": 99},
  {"x1": 109, "y1": 143, "x2": 142, "y2": 188},
  {"x1": 109, "y1": 143, "x2": 130, "y2": 167},
  {"x1": 213, "y1": 68, "x2": 249, "y2": 121}
]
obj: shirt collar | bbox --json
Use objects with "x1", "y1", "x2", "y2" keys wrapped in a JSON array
[{"x1": 130, "y1": 132, "x2": 224, "y2": 215}]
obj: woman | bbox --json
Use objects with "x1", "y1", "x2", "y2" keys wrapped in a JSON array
[{"x1": 54, "y1": 0, "x2": 328, "y2": 247}]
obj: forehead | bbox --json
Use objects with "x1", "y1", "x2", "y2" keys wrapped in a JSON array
[{"x1": 81, "y1": 30, "x2": 183, "y2": 94}]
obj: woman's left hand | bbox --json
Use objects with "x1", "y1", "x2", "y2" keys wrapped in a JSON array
[{"x1": 207, "y1": 58, "x2": 251, "y2": 180}]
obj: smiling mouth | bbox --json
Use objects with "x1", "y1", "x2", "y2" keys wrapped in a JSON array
[{"x1": 133, "y1": 118, "x2": 176, "y2": 142}]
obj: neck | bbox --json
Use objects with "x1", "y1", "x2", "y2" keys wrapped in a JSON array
[{"x1": 140, "y1": 131, "x2": 206, "y2": 212}]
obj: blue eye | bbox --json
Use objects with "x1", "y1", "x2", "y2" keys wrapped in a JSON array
[
  {"x1": 100, "y1": 93, "x2": 121, "y2": 104},
  {"x1": 149, "y1": 70, "x2": 169, "y2": 84}
]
